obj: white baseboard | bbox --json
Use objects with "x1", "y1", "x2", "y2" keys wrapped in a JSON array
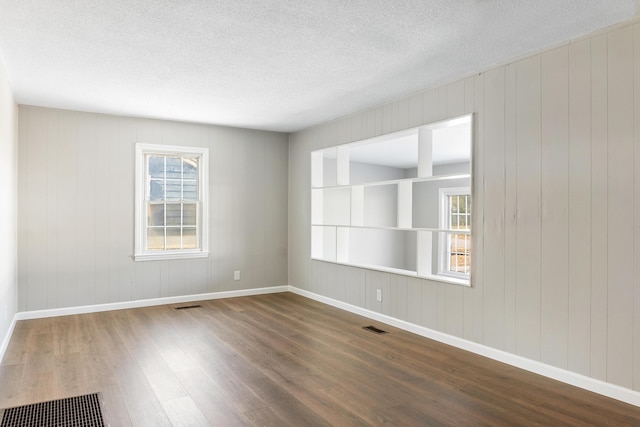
[
  {"x1": 288, "y1": 286, "x2": 640, "y2": 408},
  {"x1": 14, "y1": 285, "x2": 289, "y2": 321},
  {"x1": 0, "y1": 313, "x2": 18, "y2": 363}
]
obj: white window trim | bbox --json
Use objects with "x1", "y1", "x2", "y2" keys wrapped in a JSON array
[
  {"x1": 134, "y1": 143, "x2": 209, "y2": 261},
  {"x1": 438, "y1": 186, "x2": 471, "y2": 279}
]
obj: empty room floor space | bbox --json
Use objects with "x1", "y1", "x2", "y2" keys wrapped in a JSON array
[{"x1": 1, "y1": 292, "x2": 639, "y2": 426}]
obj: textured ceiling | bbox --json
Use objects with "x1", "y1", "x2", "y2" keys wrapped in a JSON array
[{"x1": 0, "y1": 1, "x2": 637, "y2": 132}]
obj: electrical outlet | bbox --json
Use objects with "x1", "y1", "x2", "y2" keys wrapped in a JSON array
[
  {"x1": 234, "y1": 271, "x2": 240, "y2": 281},
  {"x1": 376, "y1": 289, "x2": 382, "y2": 302}
]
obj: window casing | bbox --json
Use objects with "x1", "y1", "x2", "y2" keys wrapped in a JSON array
[
  {"x1": 439, "y1": 187, "x2": 471, "y2": 279},
  {"x1": 135, "y1": 144, "x2": 209, "y2": 261}
]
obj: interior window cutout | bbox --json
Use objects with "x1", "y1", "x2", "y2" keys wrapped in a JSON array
[{"x1": 310, "y1": 114, "x2": 473, "y2": 286}]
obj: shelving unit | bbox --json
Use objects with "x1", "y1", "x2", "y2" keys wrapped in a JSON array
[{"x1": 311, "y1": 114, "x2": 473, "y2": 286}]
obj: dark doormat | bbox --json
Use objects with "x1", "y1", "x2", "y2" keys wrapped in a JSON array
[{"x1": 0, "y1": 392, "x2": 106, "y2": 427}]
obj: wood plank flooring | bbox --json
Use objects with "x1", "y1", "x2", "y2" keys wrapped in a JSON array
[{"x1": 1, "y1": 292, "x2": 639, "y2": 426}]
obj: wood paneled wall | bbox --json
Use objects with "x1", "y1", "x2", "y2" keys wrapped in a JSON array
[
  {"x1": 288, "y1": 21, "x2": 640, "y2": 392},
  {"x1": 0, "y1": 58, "x2": 18, "y2": 347},
  {"x1": 18, "y1": 107, "x2": 289, "y2": 311}
]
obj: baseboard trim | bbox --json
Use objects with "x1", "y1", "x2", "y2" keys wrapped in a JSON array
[
  {"x1": 15, "y1": 286, "x2": 289, "y2": 321},
  {"x1": 288, "y1": 286, "x2": 640, "y2": 408},
  {"x1": 0, "y1": 313, "x2": 18, "y2": 363}
]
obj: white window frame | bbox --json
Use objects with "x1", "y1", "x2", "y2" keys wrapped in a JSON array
[
  {"x1": 134, "y1": 143, "x2": 209, "y2": 261},
  {"x1": 438, "y1": 187, "x2": 471, "y2": 279}
]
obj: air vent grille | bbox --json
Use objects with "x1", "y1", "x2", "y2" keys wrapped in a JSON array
[
  {"x1": 174, "y1": 304, "x2": 201, "y2": 310},
  {"x1": 363, "y1": 325, "x2": 388, "y2": 334},
  {"x1": 0, "y1": 393, "x2": 105, "y2": 427}
]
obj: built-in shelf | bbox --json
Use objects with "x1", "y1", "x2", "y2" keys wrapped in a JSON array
[{"x1": 311, "y1": 114, "x2": 473, "y2": 287}]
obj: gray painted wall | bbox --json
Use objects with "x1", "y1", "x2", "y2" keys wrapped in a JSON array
[
  {"x1": 18, "y1": 106, "x2": 289, "y2": 311},
  {"x1": 0, "y1": 57, "x2": 18, "y2": 349},
  {"x1": 289, "y1": 21, "x2": 640, "y2": 392}
]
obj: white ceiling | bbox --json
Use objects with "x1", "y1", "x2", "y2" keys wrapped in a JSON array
[{"x1": 0, "y1": 1, "x2": 636, "y2": 133}]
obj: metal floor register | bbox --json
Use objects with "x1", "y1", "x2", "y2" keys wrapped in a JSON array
[{"x1": 0, "y1": 393, "x2": 106, "y2": 427}]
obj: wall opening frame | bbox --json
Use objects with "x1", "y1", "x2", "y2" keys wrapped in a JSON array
[{"x1": 311, "y1": 114, "x2": 473, "y2": 286}]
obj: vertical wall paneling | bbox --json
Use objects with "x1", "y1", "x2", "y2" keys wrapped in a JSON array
[
  {"x1": 407, "y1": 276, "x2": 422, "y2": 325},
  {"x1": 390, "y1": 274, "x2": 408, "y2": 321},
  {"x1": 470, "y1": 73, "x2": 485, "y2": 343},
  {"x1": 18, "y1": 107, "x2": 288, "y2": 310},
  {"x1": 634, "y1": 22, "x2": 640, "y2": 392},
  {"x1": 540, "y1": 46, "x2": 570, "y2": 369},
  {"x1": 421, "y1": 281, "x2": 438, "y2": 330},
  {"x1": 56, "y1": 111, "x2": 79, "y2": 308},
  {"x1": 286, "y1": 19, "x2": 640, "y2": 394},
  {"x1": 76, "y1": 114, "x2": 97, "y2": 306},
  {"x1": 504, "y1": 63, "x2": 518, "y2": 354},
  {"x1": 422, "y1": 89, "x2": 439, "y2": 125},
  {"x1": 17, "y1": 104, "x2": 27, "y2": 312},
  {"x1": 567, "y1": 39, "x2": 592, "y2": 376},
  {"x1": 361, "y1": 109, "x2": 376, "y2": 140},
  {"x1": 446, "y1": 81, "x2": 466, "y2": 118},
  {"x1": 0, "y1": 58, "x2": 18, "y2": 341},
  {"x1": 606, "y1": 26, "x2": 634, "y2": 389},
  {"x1": 482, "y1": 66, "x2": 506, "y2": 350},
  {"x1": 20, "y1": 109, "x2": 40, "y2": 310},
  {"x1": 117, "y1": 118, "x2": 136, "y2": 301},
  {"x1": 590, "y1": 33, "x2": 609, "y2": 382},
  {"x1": 93, "y1": 116, "x2": 111, "y2": 304},
  {"x1": 45, "y1": 110, "x2": 59, "y2": 308},
  {"x1": 445, "y1": 80, "x2": 468, "y2": 338},
  {"x1": 397, "y1": 98, "x2": 409, "y2": 132},
  {"x1": 408, "y1": 93, "x2": 423, "y2": 128},
  {"x1": 462, "y1": 76, "x2": 477, "y2": 340},
  {"x1": 515, "y1": 56, "x2": 542, "y2": 361},
  {"x1": 0, "y1": 57, "x2": 17, "y2": 348}
]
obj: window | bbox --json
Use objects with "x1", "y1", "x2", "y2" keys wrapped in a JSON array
[
  {"x1": 135, "y1": 144, "x2": 209, "y2": 261},
  {"x1": 439, "y1": 187, "x2": 471, "y2": 278}
]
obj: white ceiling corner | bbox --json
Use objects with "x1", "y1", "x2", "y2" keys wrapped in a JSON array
[{"x1": 0, "y1": 0, "x2": 636, "y2": 133}]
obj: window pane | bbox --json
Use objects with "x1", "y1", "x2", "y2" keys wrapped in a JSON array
[
  {"x1": 166, "y1": 157, "x2": 182, "y2": 179},
  {"x1": 147, "y1": 227, "x2": 165, "y2": 250},
  {"x1": 166, "y1": 204, "x2": 182, "y2": 226},
  {"x1": 451, "y1": 195, "x2": 459, "y2": 213},
  {"x1": 148, "y1": 203, "x2": 164, "y2": 226},
  {"x1": 183, "y1": 203, "x2": 197, "y2": 226},
  {"x1": 183, "y1": 227, "x2": 197, "y2": 249},
  {"x1": 150, "y1": 179, "x2": 164, "y2": 201},
  {"x1": 166, "y1": 180, "x2": 181, "y2": 201},
  {"x1": 166, "y1": 228, "x2": 182, "y2": 249},
  {"x1": 148, "y1": 156, "x2": 165, "y2": 178},
  {"x1": 183, "y1": 180, "x2": 197, "y2": 201},
  {"x1": 183, "y1": 158, "x2": 198, "y2": 180}
]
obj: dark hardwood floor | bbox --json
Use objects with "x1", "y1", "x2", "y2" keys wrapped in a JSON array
[{"x1": 1, "y1": 292, "x2": 639, "y2": 426}]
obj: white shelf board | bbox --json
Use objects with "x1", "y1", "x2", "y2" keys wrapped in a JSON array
[
  {"x1": 310, "y1": 224, "x2": 471, "y2": 234},
  {"x1": 313, "y1": 173, "x2": 471, "y2": 190}
]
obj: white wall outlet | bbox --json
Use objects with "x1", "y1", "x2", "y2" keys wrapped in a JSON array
[
  {"x1": 234, "y1": 271, "x2": 240, "y2": 281},
  {"x1": 376, "y1": 289, "x2": 382, "y2": 302}
]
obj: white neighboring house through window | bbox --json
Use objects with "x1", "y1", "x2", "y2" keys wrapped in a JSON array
[
  {"x1": 438, "y1": 187, "x2": 471, "y2": 279},
  {"x1": 135, "y1": 144, "x2": 209, "y2": 261}
]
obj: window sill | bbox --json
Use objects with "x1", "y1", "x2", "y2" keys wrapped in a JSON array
[{"x1": 134, "y1": 251, "x2": 209, "y2": 262}]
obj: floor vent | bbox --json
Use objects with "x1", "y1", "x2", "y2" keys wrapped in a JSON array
[
  {"x1": 363, "y1": 325, "x2": 388, "y2": 334},
  {"x1": 174, "y1": 304, "x2": 202, "y2": 310},
  {"x1": 0, "y1": 392, "x2": 105, "y2": 427}
]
